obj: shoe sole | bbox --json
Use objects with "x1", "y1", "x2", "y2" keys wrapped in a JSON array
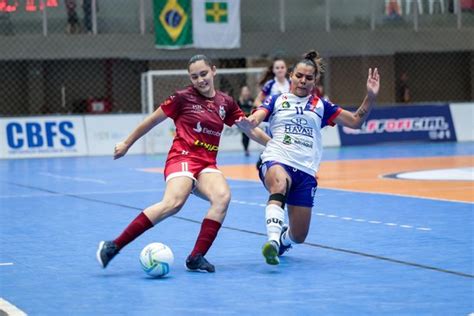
[
  {"x1": 262, "y1": 242, "x2": 279, "y2": 265},
  {"x1": 96, "y1": 241, "x2": 106, "y2": 268},
  {"x1": 184, "y1": 263, "x2": 214, "y2": 273}
]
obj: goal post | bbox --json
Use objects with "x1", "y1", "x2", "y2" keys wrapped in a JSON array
[{"x1": 140, "y1": 67, "x2": 266, "y2": 154}]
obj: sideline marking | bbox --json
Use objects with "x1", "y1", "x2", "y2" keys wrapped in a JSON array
[{"x1": 0, "y1": 298, "x2": 27, "y2": 316}]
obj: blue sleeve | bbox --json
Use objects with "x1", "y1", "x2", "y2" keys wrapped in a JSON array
[
  {"x1": 261, "y1": 79, "x2": 275, "y2": 97},
  {"x1": 258, "y1": 94, "x2": 278, "y2": 122},
  {"x1": 321, "y1": 98, "x2": 342, "y2": 128}
]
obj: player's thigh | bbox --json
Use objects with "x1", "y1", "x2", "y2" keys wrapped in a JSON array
[
  {"x1": 264, "y1": 164, "x2": 291, "y2": 193},
  {"x1": 163, "y1": 176, "x2": 194, "y2": 206},
  {"x1": 287, "y1": 205, "x2": 312, "y2": 241},
  {"x1": 194, "y1": 172, "x2": 231, "y2": 203}
]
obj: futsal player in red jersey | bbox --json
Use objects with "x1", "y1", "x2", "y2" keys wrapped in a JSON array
[{"x1": 97, "y1": 55, "x2": 270, "y2": 272}]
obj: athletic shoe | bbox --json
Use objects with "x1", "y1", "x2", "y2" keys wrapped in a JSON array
[
  {"x1": 96, "y1": 240, "x2": 119, "y2": 268},
  {"x1": 278, "y1": 224, "x2": 292, "y2": 256},
  {"x1": 262, "y1": 240, "x2": 280, "y2": 265},
  {"x1": 186, "y1": 254, "x2": 215, "y2": 273}
]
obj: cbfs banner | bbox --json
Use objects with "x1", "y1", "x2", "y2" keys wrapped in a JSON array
[
  {"x1": 0, "y1": 116, "x2": 87, "y2": 159},
  {"x1": 154, "y1": 0, "x2": 241, "y2": 49},
  {"x1": 338, "y1": 105, "x2": 457, "y2": 146}
]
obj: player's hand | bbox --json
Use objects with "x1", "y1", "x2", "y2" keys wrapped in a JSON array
[
  {"x1": 235, "y1": 116, "x2": 258, "y2": 131},
  {"x1": 114, "y1": 141, "x2": 129, "y2": 160},
  {"x1": 367, "y1": 68, "x2": 380, "y2": 98}
]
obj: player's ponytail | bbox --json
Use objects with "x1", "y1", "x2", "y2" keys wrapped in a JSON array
[{"x1": 298, "y1": 50, "x2": 324, "y2": 79}]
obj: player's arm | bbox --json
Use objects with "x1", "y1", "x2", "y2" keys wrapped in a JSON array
[
  {"x1": 243, "y1": 126, "x2": 271, "y2": 146},
  {"x1": 238, "y1": 108, "x2": 267, "y2": 129},
  {"x1": 253, "y1": 91, "x2": 266, "y2": 107},
  {"x1": 114, "y1": 107, "x2": 168, "y2": 160},
  {"x1": 333, "y1": 68, "x2": 380, "y2": 129}
]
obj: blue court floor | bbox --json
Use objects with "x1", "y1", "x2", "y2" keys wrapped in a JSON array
[{"x1": 0, "y1": 142, "x2": 473, "y2": 315}]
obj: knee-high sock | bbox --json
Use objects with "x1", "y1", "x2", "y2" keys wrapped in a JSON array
[
  {"x1": 190, "y1": 218, "x2": 222, "y2": 257},
  {"x1": 114, "y1": 212, "x2": 153, "y2": 250},
  {"x1": 265, "y1": 204, "x2": 285, "y2": 245}
]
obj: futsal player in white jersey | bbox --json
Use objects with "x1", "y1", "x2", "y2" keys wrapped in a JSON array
[
  {"x1": 239, "y1": 51, "x2": 380, "y2": 265},
  {"x1": 254, "y1": 58, "x2": 291, "y2": 107}
]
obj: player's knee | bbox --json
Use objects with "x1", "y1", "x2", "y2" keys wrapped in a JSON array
[
  {"x1": 292, "y1": 234, "x2": 307, "y2": 244},
  {"x1": 162, "y1": 198, "x2": 186, "y2": 213},
  {"x1": 291, "y1": 229, "x2": 308, "y2": 244},
  {"x1": 210, "y1": 188, "x2": 231, "y2": 208}
]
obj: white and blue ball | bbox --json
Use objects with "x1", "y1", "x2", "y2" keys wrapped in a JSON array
[{"x1": 139, "y1": 243, "x2": 174, "y2": 278}]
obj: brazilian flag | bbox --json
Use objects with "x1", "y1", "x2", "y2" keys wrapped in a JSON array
[{"x1": 153, "y1": 0, "x2": 192, "y2": 49}]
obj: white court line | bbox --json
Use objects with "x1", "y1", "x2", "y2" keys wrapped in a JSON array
[
  {"x1": 0, "y1": 263, "x2": 14, "y2": 266},
  {"x1": 231, "y1": 199, "x2": 432, "y2": 232},
  {"x1": 0, "y1": 298, "x2": 27, "y2": 316},
  {"x1": 38, "y1": 172, "x2": 107, "y2": 184}
]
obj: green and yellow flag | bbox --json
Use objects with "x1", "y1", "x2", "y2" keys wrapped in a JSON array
[
  {"x1": 193, "y1": 0, "x2": 241, "y2": 49},
  {"x1": 153, "y1": 0, "x2": 193, "y2": 49},
  {"x1": 153, "y1": 0, "x2": 241, "y2": 49}
]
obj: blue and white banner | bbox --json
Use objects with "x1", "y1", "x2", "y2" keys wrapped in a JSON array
[
  {"x1": 0, "y1": 116, "x2": 87, "y2": 158},
  {"x1": 338, "y1": 105, "x2": 457, "y2": 146}
]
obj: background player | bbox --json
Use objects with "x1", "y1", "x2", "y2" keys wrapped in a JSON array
[{"x1": 254, "y1": 57, "x2": 290, "y2": 107}]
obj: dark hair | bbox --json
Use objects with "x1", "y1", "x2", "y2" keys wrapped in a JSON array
[
  {"x1": 188, "y1": 54, "x2": 214, "y2": 70},
  {"x1": 292, "y1": 50, "x2": 324, "y2": 79},
  {"x1": 258, "y1": 57, "x2": 287, "y2": 87}
]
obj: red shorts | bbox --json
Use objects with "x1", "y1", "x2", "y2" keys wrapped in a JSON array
[{"x1": 164, "y1": 158, "x2": 221, "y2": 183}]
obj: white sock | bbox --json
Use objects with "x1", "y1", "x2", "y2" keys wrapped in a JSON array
[
  {"x1": 281, "y1": 227, "x2": 293, "y2": 247},
  {"x1": 265, "y1": 204, "x2": 285, "y2": 245}
]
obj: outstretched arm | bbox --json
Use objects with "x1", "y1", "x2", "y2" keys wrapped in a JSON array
[
  {"x1": 333, "y1": 68, "x2": 380, "y2": 129},
  {"x1": 114, "y1": 107, "x2": 168, "y2": 159},
  {"x1": 235, "y1": 109, "x2": 270, "y2": 146},
  {"x1": 242, "y1": 126, "x2": 271, "y2": 146}
]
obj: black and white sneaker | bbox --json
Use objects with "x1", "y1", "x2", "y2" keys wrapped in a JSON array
[
  {"x1": 96, "y1": 241, "x2": 119, "y2": 268},
  {"x1": 278, "y1": 225, "x2": 292, "y2": 256},
  {"x1": 185, "y1": 254, "x2": 215, "y2": 273}
]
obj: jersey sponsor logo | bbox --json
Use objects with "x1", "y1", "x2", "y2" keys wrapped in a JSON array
[
  {"x1": 194, "y1": 139, "x2": 219, "y2": 151},
  {"x1": 282, "y1": 134, "x2": 313, "y2": 148},
  {"x1": 191, "y1": 104, "x2": 204, "y2": 113},
  {"x1": 205, "y1": 100, "x2": 214, "y2": 112},
  {"x1": 342, "y1": 117, "x2": 449, "y2": 135},
  {"x1": 284, "y1": 124, "x2": 313, "y2": 137},
  {"x1": 193, "y1": 121, "x2": 221, "y2": 137},
  {"x1": 283, "y1": 134, "x2": 292, "y2": 144},
  {"x1": 281, "y1": 101, "x2": 290, "y2": 109},
  {"x1": 291, "y1": 117, "x2": 308, "y2": 125},
  {"x1": 219, "y1": 105, "x2": 226, "y2": 120},
  {"x1": 293, "y1": 137, "x2": 313, "y2": 148}
]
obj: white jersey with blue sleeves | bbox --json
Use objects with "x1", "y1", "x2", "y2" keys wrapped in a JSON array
[
  {"x1": 261, "y1": 78, "x2": 291, "y2": 97},
  {"x1": 259, "y1": 93, "x2": 342, "y2": 176}
]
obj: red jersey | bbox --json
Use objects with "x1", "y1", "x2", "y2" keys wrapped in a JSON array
[{"x1": 160, "y1": 86, "x2": 244, "y2": 165}]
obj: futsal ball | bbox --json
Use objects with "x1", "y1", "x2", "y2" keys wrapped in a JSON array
[{"x1": 139, "y1": 242, "x2": 174, "y2": 278}]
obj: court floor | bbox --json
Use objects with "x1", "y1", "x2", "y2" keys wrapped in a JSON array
[{"x1": 1, "y1": 142, "x2": 473, "y2": 315}]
